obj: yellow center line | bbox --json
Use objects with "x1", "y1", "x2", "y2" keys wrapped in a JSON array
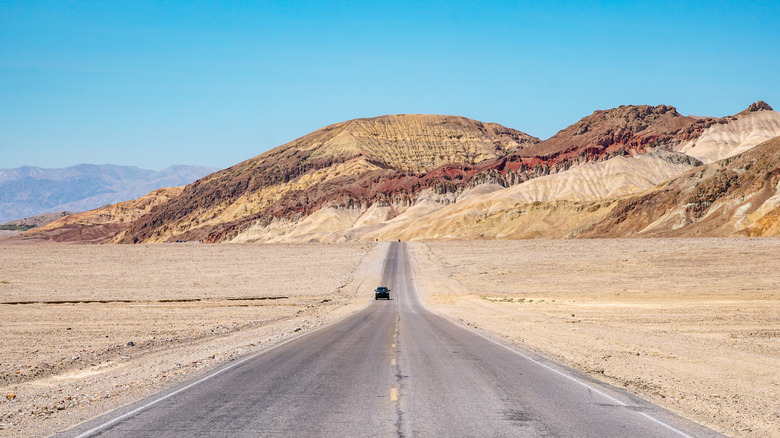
[
  {"x1": 390, "y1": 387, "x2": 398, "y2": 401},
  {"x1": 392, "y1": 343, "x2": 396, "y2": 348},
  {"x1": 391, "y1": 358, "x2": 396, "y2": 365}
]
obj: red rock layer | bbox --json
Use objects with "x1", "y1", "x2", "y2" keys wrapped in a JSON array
[{"x1": 119, "y1": 106, "x2": 725, "y2": 243}]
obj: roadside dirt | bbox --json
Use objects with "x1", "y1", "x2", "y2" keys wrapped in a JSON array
[
  {"x1": 0, "y1": 242, "x2": 383, "y2": 437},
  {"x1": 409, "y1": 238, "x2": 780, "y2": 438}
]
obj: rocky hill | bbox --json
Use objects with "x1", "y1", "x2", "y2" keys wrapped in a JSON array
[
  {"x1": 15, "y1": 187, "x2": 183, "y2": 244},
  {"x1": 116, "y1": 115, "x2": 539, "y2": 243},
  {"x1": 521, "y1": 104, "x2": 714, "y2": 158},
  {"x1": 0, "y1": 164, "x2": 218, "y2": 223},
  {"x1": 0, "y1": 211, "x2": 75, "y2": 231},
  {"x1": 582, "y1": 135, "x2": 780, "y2": 237},
  {"x1": 678, "y1": 101, "x2": 780, "y2": 163},
  {"x1": 20, "y1": 102, "x2": 780, "y2": 243},
  {"x1": 353, "y1": 102, "x2": 780, "y2": 241}
]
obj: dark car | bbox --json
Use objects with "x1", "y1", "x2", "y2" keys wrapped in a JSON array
[{"x1": 375, "y1": 286, "x2": 390, "y2": 300}]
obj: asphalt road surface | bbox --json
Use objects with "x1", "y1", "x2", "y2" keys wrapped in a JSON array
[{"x1": 60, "y1": 242, "x2": 721, "y2": 437}]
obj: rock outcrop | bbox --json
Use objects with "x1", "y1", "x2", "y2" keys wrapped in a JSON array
[
  {"x1": 679, "y1": 102, "x2": 780, "y2": 163},
  {"x1": 521, "y1": 104, "x2": 715, "y2": 158},
  {"x1": 23, "y1": 102, "x2": 780, "y2": 243},
  {"x1": 15, "y1": 187, "x2": 183, "y2": 243},
  {"x1": 582, "y1": 135, "x2": 780, "y2": 237},
  {"x1": 117, "y1": 115, "x2": 539, "y2": 243}
]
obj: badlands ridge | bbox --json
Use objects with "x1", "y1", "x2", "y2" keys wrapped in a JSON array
[{"x1": 16, "y1": 101, "x2": 780, "y2": 243}]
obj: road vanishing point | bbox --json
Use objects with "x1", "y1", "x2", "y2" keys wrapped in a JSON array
[{"x1": 60, "y1": 242, "x2": 722, "y2": 437}]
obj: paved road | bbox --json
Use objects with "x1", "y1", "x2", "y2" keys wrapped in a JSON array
[{"x1": 61, "y1": 242, "x2": 721, "y2": 437}]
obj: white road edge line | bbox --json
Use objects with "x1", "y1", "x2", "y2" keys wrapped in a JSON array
[
  {"x1": 69, "y1": 245, "x2": 388, "y2": 438},
  {"x1": 404, "y1": 243, "x2": 694, "y2": 438}
]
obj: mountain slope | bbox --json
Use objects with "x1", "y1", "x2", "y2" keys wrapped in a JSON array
[
  {"x1": 221, "y1": 102, "x2": 776, "y2": 243},
  {"x1": 0, "y1": 211, "x2": 75, "y2": 231},
  {"x1": 345, "y1": 150, "x2": 699, "y2": 241},
  {"x1": 0, "y1": 164, "x2": 218, "y2": 222},
  {"x1": 357, "y1": 132, "x2": 780, "y2": 242},
  {"x1": 117, "y1": 115, "x2": 539, "y2": 243},
  {"x1": 520, "y1": 104, "x2": 715, "y2": 158},
  {"x1": 28, "y1": 102, "x2": 780, "y2": 243},
  {"x1": 301, "y1": 114, "x2": 538, "y2": 172},
  {"x1": 15, "y1": 187, "x2": 183, "y2": 243},
  {"x1": 582, "y1": 135, "x2": 780, "y2": 237},
  {"x1": 678, "y1": 101, "x2": 780, "y2": 163},
  {"x1": 220, "y1": 105, "x2": 725, "y2": 243}
]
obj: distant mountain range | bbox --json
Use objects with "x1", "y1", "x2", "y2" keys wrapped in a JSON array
[
  {"x1": 12, "y1": 101, "x2": 780, "y2": 243},
  {"x1": 0, "y1": 164, "x2": 218, "y2": 223}
]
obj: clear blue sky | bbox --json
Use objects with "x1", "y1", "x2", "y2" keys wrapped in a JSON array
[{"x1": 2, "y1": 1, "x2": 778, "y2": 170}]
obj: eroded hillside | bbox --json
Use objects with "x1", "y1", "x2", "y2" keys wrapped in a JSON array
[
  {"x1": 115, "y1": 115, "x2": 539, "y2": 243},
  {"x1": 583, "y1": 135, "x2": 780, "y2": 237},
  {"x1": 15, "y1": 187, "x2": 183, "y2": 243},
  {"x1": 20, "y1": 102, "x2": 780, "y2": 243}
]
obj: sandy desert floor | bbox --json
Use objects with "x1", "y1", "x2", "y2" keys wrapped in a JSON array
[
  {"x1": 409, "y1": 238, "x2": 780, "y2": 438},
  {"x1": 0, "y1": 242, "x2": 382, "y2": 437},
  {"x1": 2, "y1": 239, "x2": 778, "y2": 437}
]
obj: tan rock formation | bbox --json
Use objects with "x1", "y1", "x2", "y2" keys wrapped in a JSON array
[
  {"x1": 583, "y1": 135, "x2": 780, "y2": 237},
  {"x1": 306, "y1": 114, "x2": 538, "y2": 173},
  {"x1": 679, "y1": 102, "x2": 780, "y2": 163},
  {"x1": 15, "y1": 187, "x2": 182, "y2": 243},
  {"x1": 26, "y1": 103, "x2": 780, "y2": 243},
  {"x1": 117, "y1": 115, "x2": 538, "y2": 243}
]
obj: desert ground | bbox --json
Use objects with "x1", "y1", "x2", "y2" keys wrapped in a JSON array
[
  {"x1": 0, "y1": 243, "x2": 382, "y2": 437},
  {"x1": 1, "y1": 239, "x2": 778, "y2": 437},
  {"x1": 409, "y1": 238, "x2": 780, "y2": 438}
]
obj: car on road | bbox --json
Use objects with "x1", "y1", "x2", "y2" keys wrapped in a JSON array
[{"x1": 375, "y1": 286, "x2": 390, "y2": 300}]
